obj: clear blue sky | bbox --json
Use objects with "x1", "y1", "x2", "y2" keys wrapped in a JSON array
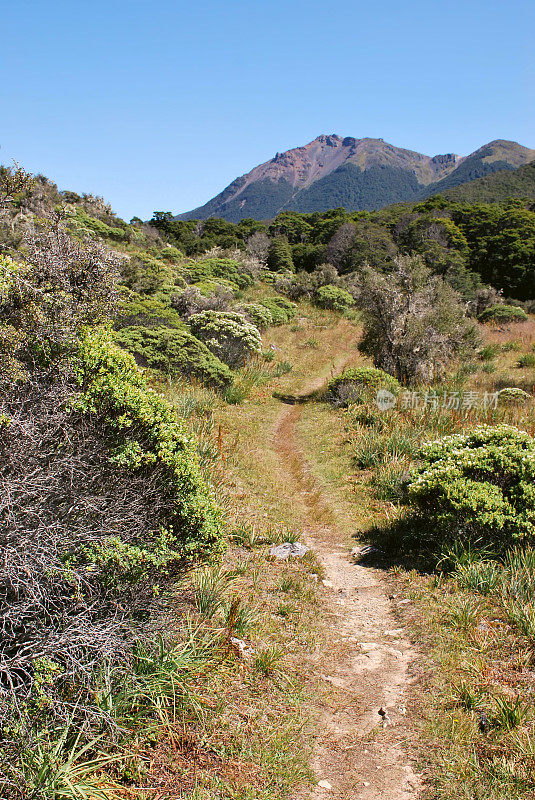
[{"x1": 2, "y1": 0, "x2": 534, "y2": 220}]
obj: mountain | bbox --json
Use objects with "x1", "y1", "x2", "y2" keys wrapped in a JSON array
[
  {"x1": 440, "y1": 159, "x2": 535, "y2": 204},
  {"x1": 177, "y1": 136, "x2": 535, "y2": 222}
]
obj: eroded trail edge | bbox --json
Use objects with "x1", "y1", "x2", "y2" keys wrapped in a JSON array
[{"x1": 272, "y1": 403, "x2": 422, "y2": 800}]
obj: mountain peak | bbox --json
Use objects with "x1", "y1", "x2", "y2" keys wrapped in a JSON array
[{"x1": 178, "y1": 136, "x2": 535, "y2": 222}]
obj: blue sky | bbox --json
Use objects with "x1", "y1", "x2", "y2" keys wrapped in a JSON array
[{"x1": 2, "y1": 0, "x2": 534, "y2": 220}]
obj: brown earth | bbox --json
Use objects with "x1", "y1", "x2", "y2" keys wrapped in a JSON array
[{"x1": 272, "y1": 398, "x2": 422, "y2": 800}]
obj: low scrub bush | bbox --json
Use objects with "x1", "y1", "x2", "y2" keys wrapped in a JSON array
[
  {"x1": 240, "y1": 302, "x2": 274, "y2": 329},
  {"x1": 189, "y1": 310, "x2": 262, "y2": 368},
  {"x1": 328, "y1": 366, "x2": 401, "y2": 407},
  {"x1": 171, "y1": 284, "x2": 234, "y2": 318},
  {"x1": 478, "y1": 304, "x2": 528, "y2": 324},
  {"x1": 183, "y1": 257, "x2": 253, "y2": 291},
  {"x1": 407, "y1": 425, "x2": 535, "y2": 547},
  {"x1": 498, "y1": 387, "x2": 532, "y2": 406},
  {"x1": 258, "y1": 296, "x2": 297, "y2": 325},
  {"x1": 314, "y1": 284, "x2": 354, "y2": 312},
  {"x1": 116, "y1": 325, "x2": 233, "y2": 391}
]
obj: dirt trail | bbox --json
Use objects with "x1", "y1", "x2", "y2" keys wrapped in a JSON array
[{"x1": 272, "y1": 398, "x2": 422, "y2": 800}]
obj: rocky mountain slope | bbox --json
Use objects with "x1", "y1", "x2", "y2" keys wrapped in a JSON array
[{"x1": 178, "y1": 136, "x2": 535, "y2": 221}]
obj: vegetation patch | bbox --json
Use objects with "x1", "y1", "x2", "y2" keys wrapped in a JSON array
[
  {"x1": 407, "y1": 425, "x2": 535, "y2": 548},
  {"x1": 327, "y1": 366, "x2": 401, "y2": 407},
  {"x1": 116, "y1": 324, "x2": 234, "y2": 390},
  {"x1": 189, "y1": 310, "x2": 262, "y2": 369},
  {"x1": 479, "y1": 304, "x2": 529, "y2": 324}
]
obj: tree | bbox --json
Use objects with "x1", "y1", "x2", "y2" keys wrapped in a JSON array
[
  {"x1": 246, "y1": 230, "x2": 270, "y2": 264},
  {"x1": 269, "y1": 211, "x2": 313, "y2": 243},
  {"x1": 357, "y1": 255, "x2": 480, "y2": 384},
  {"x1": 266, "y1": 236, "x2": 294, "y2": 272},
  {"x1": 338, "y1": 219, "x2": 398, "y2": 273}
]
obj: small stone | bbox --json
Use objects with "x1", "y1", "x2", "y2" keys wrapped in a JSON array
[
  {"x1": 322, "y1": 579, "x2": 335, "y2": 589},
  {"x1": 398, "y1": 599, "x2": 411, "y2": 605},
  {"x1": 378, "y1": 706, "x2": 392, "y2": 728},
  {"x1": 363, "y1": 781, "x2": 370, "y2": 787},
  {"x1": 320, "y1": 674, "x2": 336, "y2": 683},
  {"x1": 360, "y1": 642, "x2": 378, "y2": 653},
  {"x1": 318, "y1": 779, "x2": 332, "y2": 790},
  {"x1": 230, "y1": 637, "x2": 254, "y2": 660},
  {"x1": 384, "y1": 628, "x2": 403, "y2": 637},
  {"x1": 269, "y1": 542, "x2": 309, "y2": 560}
]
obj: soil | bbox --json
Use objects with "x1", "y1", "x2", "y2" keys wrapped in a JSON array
[{"x1": 272, "y1": 397, "x2": 422, "y2": 800}]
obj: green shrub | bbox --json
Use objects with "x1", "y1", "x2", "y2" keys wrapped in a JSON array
[
  {"x1": 189, "y1": 310, "x2": 262, "y2": 368},
  {"x1": 74, "y1": 327, "x2": 223, "y2": 558},
  {"x1": 258, "y1": 296, "x2": 297, "y2": 325},
  {"x1": 314, "y1": 285, "x2": 354, "y2": 312},
  {"x1": 71, "y1": 209, "x2": 126, "y2": 242},
  {"x1": 240, "y1": 302, "x2": 274, "y2": 329},
  {"x1": 115, "y1": 325, "x2": 233, "y2": 391},
  {"x1": 407, "y1": 425, "x2": 535, "y2": 547},
  {"x1": 478, "y1": 304, "x2": 528, "y2": 324},
  {"x1": 118, "y1": 289, "x2": 185, "y2": 329},
  {"x1": 327, "y1": 366, "x2": 401, "y2": 407},
  {"x1": 498, "y1": 387, "x2": 532, "y2": 406},
  {"x1": 183, "y1": 257, "x2": 253, "y2": 291},
  {"x1": 517, "y1": 353, "x2": 535, "y2": 368}
]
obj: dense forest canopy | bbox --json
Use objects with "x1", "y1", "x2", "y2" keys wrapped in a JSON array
[{"x1": 151, "y1": 196, "x2": 535, "y2": 301}]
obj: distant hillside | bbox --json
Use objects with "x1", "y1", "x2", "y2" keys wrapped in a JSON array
[
  {"x1": 177, "y1": 136, "x2": 535, "y2": 222},
  {"x1": 439, "y1": 160, "x2": 535, "y2": 204}
]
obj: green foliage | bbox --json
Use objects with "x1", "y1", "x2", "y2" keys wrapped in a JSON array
[
  {"x1": 408, "y1": 425, "x2": 535, "y2": 548},
  {"x1": 478, "y1": 304, "x2": 528, "y2": 323},
  {"x1": 314, "y1": 284, "x2": 354, "y2": 312},
  {"x1": 115, "y1": 325, "x2": 233, "y2": 390},
  {"x1": 479, "y1": 343, "x2": 501, "y2": 361},
  {"x1": 498, "y1": 387, "x2": 532, "y2": 405},
  {"x1": 517, "y1": 353, "x2": 535, "y2": 368},
  {"x1": 451, "y1": 204, "x2": 535, "y2": 300},
  {"x1": 328, "y1": 366, "x2": 400, "y2": 406},
  {"x1": 240, "y1": 302, "x2": 274, "y2": 329},
  {"x1": 286, "y1": 162, "x2": 422, "y2": 214},
  {"x1": 70, "y1": 208, "x2": 128, "y2": 242},
  {"x1": 267, "y1": 236, "x2": 294, "y2": 272},
  {"x1": 183, "y1": 257, "x2": 253, "y2": 291},
  {"x1": 258, "y1": 296, "x2": 297, "y2": 325},
  {"x1": 73, "y1": 327, "x2": 223, "y2": 558},
  {"x1": 17, "y1": 724, "x2": 114, "y2": 800},
  {"x1": 189, "y1": 310, "x2": 262, "y2": 368},
  {"x1": 442, "y1": 160, "x2": 535, "y2": 204},
  {"x1": 118, "y1": 288, "x2": 185, "y2": 329},
  {"x1": 274, "y1": 360, "x2": 293, "y2": 376}
]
